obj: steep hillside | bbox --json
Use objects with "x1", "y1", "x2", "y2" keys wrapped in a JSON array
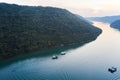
[
  {"x1": 75, "y1": 14, "x2": 93, "y2": 24},
  {"x1": 0, "y1": 3, "x2": 102, "y2": 60}
]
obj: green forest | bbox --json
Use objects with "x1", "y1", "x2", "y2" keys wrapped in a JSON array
[{"x1": 0, "y1": 3, "x2": 102, "y2": 60}]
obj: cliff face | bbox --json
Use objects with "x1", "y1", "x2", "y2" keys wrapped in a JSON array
[{"x1": 0, "y1": 3, "x2": 102, "y2": 60}]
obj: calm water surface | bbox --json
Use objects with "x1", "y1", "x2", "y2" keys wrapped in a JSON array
[{"x1": 0, "y1": 22, "x2": 120, "y2": 80}]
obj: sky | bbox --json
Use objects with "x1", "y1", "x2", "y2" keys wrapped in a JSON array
[{"x1": 0, "y1": 0, "x2": 120, "y2": 17}]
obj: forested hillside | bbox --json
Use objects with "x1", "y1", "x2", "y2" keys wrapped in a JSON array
[
  {"x1": 110, "y1": 20, "x2": 120, "y2": 30},
  {"x1": 0, "y1": 3, "x2": 102, "y2": 60}
]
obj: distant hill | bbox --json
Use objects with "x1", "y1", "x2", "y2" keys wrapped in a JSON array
[
  {"x1": 0, "y1": 3, "x2": 102, "y2": 60},
  {"x1": 110, "y1": 20, "x2": 120, "y2": 30},
  {"x1": 87, "y1": 15, "x2": 120, "y2": 23}
]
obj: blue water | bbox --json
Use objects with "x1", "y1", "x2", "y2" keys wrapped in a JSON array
[{"x1": 0, "y1": 22, "x2": 120, "y2": 80}]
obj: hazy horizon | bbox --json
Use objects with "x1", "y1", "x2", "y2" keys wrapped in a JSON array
[{"x1": 0, "y1": 0, "x2": 120, "y2": 17}]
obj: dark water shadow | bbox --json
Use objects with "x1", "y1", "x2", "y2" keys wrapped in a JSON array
[{"x1": 0, "y1": 38, "x2": 98, "y2": 69}]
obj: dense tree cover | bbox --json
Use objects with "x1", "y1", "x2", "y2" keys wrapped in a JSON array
[
  {"x1": 0, "y1": 3, "x2": 102, "y2": 60},
  {"x1": 110, "y1": 20, "x2": 120, "y2": 30}
]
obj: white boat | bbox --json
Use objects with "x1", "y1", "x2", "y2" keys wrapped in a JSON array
[
  {"x1": 60, "y1": 52, "x2": 66, "y2": 55},
  {"x1": 52, "y1": 55, "x2": 58, "y2": 59}
]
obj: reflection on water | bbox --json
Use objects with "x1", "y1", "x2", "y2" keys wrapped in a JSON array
[{"x1": 0, "y1": 22, "x2": 120, "y2": 80}]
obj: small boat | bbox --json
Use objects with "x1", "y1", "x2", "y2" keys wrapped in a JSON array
[
  {"x1": 60, "y1": 52, "x2": 66, "y2": 55},
  {"x1": 108, "y1": 67, "x2": 117, "y2": 73},
  {"x1": 52, "y1": 55, "x2": 58, "y2": 59}
]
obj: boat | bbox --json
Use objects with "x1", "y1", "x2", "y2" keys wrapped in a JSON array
[
  {"x1": 60, "y1": 52, "x2": 66, "y2": 55},
  {"x1": 108, "y1": 67, "x2": 117, "y2": 73},
  {"x1": 52, "y1": 55, "x2": 58, "y2": 59}
]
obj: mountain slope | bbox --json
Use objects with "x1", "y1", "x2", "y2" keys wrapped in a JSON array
[
  {"x1": 75, "y1": 14, "x2": 93, "y2": 24},
  {"x1": 0, "y1": 3, "x2": 102, "y2": 60},
  {"x1": 110, "y1": 20, "x2": 120, "y2": 30}
]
